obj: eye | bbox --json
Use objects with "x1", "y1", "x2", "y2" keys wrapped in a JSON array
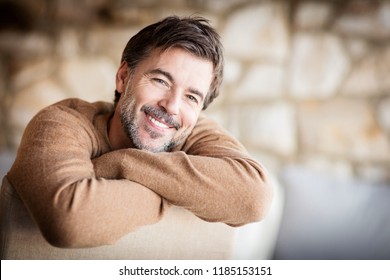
[
  {"x1": 152, "y1": 78, "x2": 169, "y2": 88},
  {"x1": 187, "y1": 94, "x2": 199, "y2": 104}
]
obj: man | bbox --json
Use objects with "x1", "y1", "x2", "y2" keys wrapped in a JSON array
[{"x1": 2, "y1": 16, "x2": 272, "y2": 249}]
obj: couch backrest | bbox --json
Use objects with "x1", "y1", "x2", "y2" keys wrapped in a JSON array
[{"x1": 0, "y1": 176, "x2": 235, "y2": 260}]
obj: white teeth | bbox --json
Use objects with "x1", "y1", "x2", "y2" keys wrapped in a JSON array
[{"x1": 148, "y1": 115, "x2": 169, "y2": 129}]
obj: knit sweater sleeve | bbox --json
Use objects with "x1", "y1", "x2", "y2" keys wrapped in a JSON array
[
  {"x1": 93, "y1": 116, "x2": 273, "y2": 226},
  {"x1": 7, "y1": 102, "x2": 166, "y2": 248}
]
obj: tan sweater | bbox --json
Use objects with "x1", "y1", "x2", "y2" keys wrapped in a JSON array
[{"x1": 7, "y1": 98, "x2": 272, "y2": 248}]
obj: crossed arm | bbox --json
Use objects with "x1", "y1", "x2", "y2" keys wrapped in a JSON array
[
  {"x1": 93, "y1": 116, "x2": 272, "y2": 225},
  {"x1": 7, "y1": 101, "x2": 272, "y2": 248}
]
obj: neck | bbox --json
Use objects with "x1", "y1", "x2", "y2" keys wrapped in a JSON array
[{"x1": 107, "y1": 110, "x2": 135, "y2": 150}]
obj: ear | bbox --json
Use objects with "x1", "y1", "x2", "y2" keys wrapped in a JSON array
[{"x1": 116, "y1": 61, "x2": 129, "y2": 94}]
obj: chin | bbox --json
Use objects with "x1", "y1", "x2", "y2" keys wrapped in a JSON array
[
  {"x1": 136, "y1": 139, "x2": 170, "y2": 153},
  {"x1": 142, "y1": 145, "x2": 168, "y2": 153}
]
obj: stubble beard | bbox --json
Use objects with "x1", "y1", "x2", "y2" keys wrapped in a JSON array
[{"x1": 119, "y1": 90, "x2": 189, "y2": 153}]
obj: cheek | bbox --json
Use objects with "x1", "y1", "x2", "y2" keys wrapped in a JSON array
[
  {"x1": 133, "y1": 84, "x2": 166, "y2": 106},
  {"x1": 180, "y1": 107, "x2": 200, "y2": 129}
]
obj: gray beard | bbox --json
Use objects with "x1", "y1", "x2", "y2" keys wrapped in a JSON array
[{"x1": 120, "y1": 96, "x2": 186, "y2": 153}]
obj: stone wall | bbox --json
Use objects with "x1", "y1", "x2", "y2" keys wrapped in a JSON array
[{"x1": 0, "y1": 0, "x2": 389, "y2": 184}]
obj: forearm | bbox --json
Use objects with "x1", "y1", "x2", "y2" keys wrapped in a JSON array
[
  {"x1": 94, "y1": 149, "x2": 272, "y2": 226},
  {"x1": 131, "y1": 151, "x2": 272, "y2": 226}
]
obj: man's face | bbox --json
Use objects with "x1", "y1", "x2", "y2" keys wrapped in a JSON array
[{"x1": 115, "y1": 47, "x2": 213, "y2": 152}]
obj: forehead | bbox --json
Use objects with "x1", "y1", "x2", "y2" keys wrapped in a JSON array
[{"x1": 136, "y1": 47, "x2": 213, "y2": 88}]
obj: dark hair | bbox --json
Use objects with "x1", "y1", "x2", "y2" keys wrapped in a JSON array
[{"x1": 115, "y1": 15, "x2": 224, "y2": 110}]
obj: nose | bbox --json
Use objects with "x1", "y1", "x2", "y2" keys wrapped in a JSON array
[{"x1": 158, "y1": 91, "x2": 181, "y2": 116}]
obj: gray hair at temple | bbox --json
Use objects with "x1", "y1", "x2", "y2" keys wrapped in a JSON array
[{"x1": 115, "y1": 15, "x2": 224, "y2": 110}]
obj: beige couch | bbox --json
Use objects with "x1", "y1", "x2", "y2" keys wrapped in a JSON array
[
  {"x1": 0, "y1": 150, "x2": 283, "y2": 260},
  {"x1": 1, "y1": 176, "x2": 237, "y2": 259}
]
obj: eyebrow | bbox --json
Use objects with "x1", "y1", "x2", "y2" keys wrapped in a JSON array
[{"x1": 148, "y1": 68, "x2": 205, "y2": 102}]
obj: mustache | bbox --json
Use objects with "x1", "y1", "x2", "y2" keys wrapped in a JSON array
[{"x1": 141, "y1": 105, "x2": 181, "y2": 130}]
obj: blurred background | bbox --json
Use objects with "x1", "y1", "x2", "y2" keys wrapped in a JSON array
[{"x1": 0, "y1": 0, "x2": 389, "y2": 259}]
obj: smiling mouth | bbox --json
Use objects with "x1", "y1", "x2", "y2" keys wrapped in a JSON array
[
  {"x1": 142, "y1": 105, "x2": 180, "y2": 130},
  {"x1": 147, "y1": 113, "x2": 171, "y2": 129}
]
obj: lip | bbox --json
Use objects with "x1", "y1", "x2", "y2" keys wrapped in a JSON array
[{"x1": 144, "y1": 112, "x2": 174, "y2": 131}]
